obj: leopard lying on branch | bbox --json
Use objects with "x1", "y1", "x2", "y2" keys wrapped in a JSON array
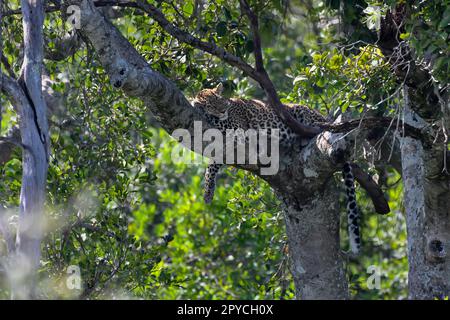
[{"x1": 193, "y1": 84, "x2": 374, "y2": 254}]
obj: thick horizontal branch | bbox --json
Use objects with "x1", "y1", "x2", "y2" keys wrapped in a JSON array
[
  {"x1": 0, "y1": 208, "x2": 15, "y2": 254},
  {"x1": 66, "y1": 0, "x2": 321, "y2": 153},
  {"x1": 266, "y1": 129, "x2": 360, "y2": 194},
  {"x1": 59, "y1": 1, "x2": 389, "y2": 216},
  {"x1": 8, "y1": 0, "x2": 322, "y2": 138},
  {"x1": 260, "y1": 121, "x2": 391, "y2": 215}
]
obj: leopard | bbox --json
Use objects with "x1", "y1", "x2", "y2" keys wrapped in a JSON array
[{"x1": 193, "y1": 83, "x2": 361, "y2": 254}]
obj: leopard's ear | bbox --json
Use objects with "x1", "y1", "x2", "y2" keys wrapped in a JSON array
[{"x1": 214, "y1": 83, "x2": 224, "y2": 95}]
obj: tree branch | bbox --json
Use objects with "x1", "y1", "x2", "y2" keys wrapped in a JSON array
[
  {"x1": 0, "y1": 72, "x2": 29, "y2": 112},
  {"x1": 59, "y1": 0, "x2": 395, "y2": 298},
  {"x1": 351, "y1": 163, "x2": 390, "y2": 215},
  {"x1": 64, "y1": 0, "x2": 391, "y2": 216},
  {"x1": 0, "y1": 127, "x2": 21, "y2": 166},
  {"x1": 135, "y1": 0, "x2": 259, "y2": 80},
  {"x1": 378, "y1": 4, "x2": 444, "y2": 121},
  {"x1": 135, "y1": 0, "x2": 322, "y2": 138},
  {"x1": 239, "y1": 0, "x2": 264, "y2": 72},
  {"x1": 0, "y1": 71, "x2": 68, "y2": 166},
  {"x1": 321, "y1": 117, "x2": 429, "y2": 143}
]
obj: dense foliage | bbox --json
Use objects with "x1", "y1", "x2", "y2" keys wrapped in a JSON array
[{"x1": 0, "y1": 0, "x2": 448, "y2": 299}]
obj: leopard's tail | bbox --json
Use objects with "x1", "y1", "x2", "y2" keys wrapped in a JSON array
[
  {"x1": 342, "y1": 162, "x2": 361, "y2": 255},
  {"x1": 204, "y1": 161, "x2": 222, "y2": 204}
]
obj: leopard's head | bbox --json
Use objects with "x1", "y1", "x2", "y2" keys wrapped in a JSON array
[{"x1": 193, "y1": 83, "x2": 229, "y2": 120}]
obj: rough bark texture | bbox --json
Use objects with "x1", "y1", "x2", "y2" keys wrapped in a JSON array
[
  {"x1": 11, "y1": 0, "x2": 49, "y2": 299},
  {"x1": 376, "y1": 5, "x2": 450, "y2": 299},
  {"x1": 399, "y1": 89, "x2": 450, "y2": 299},
  {"x1": 279, "y1": 181, "x2": 348, "y2": 299},
  {"x1": 264, "y1": 131, "x2": 360, "y2": 299}
]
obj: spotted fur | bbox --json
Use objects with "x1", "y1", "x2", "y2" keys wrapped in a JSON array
[
  {"x1": 193, "y1": 83, "x2": 325, "y2": 140},
  {"x1": 342, "y1": 162, "x2": 361, "y2": 254},
  {"x1": 203, "y1": 162, "x2": 221, "y2": 204},
  {"x1": 194, "y1": 84, "x2": 361, "y2": 254}
]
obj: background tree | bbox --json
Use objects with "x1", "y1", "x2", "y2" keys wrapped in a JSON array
[{"x1": 0, "y1": 0, "x2": 448, "y2": 299}]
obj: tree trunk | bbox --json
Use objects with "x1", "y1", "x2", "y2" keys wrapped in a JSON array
[
  {"x1": 400, "y1": 89, "x2": 450, "y2": 299},
  {"x1": 10, "y1": 0, "x2": 49, "y2": 299},
  {"x1": 401, "y1": 138, "x2": 450, "y2": 299},
  {"x1": 278, "y1": 180, "x2": 348, "y2": 299}
]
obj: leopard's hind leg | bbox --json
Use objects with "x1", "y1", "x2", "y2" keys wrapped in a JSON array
[{"x1": 204, "y1": 161, "x2": 222, "y2": 204}]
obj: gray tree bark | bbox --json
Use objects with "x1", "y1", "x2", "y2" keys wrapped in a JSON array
[
  {"x1": 278, "y1": 182, "x2": 348, "y2": 299},
  {"x1": 6, "y1": 0, "x2": 49, "y2": 299},
  {"x1": 376, "y1": 5, "x2": 450, "y2": 299},
  {"x1": 399, "y1": 88, "x2": 450, "y2": 299},
  {"x1": 1, "y1": 74, "x2": 68, "y2": 300},
  {"x1": 267, "y1": 130, "x2": 366, "y2": 299}
]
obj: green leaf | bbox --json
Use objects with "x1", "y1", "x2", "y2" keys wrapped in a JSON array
[
  {"x1": 245, "y1": 39, "x2": 254, "y2": 53},
  {"x1": 223, "y1": 7, "x2": 232, "y2": 21},
  {"x1": 183, "y1": 2, "x2": 194, "y2": 16},
  {"x1": 216, "y1": 21, "x2": 228, "y2": 37}
]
